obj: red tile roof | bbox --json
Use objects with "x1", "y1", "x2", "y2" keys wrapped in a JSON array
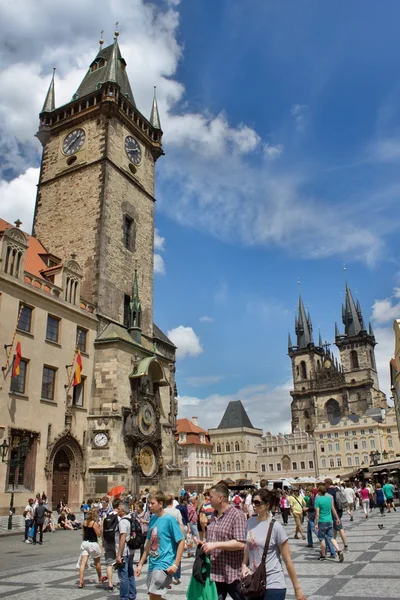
[
  {"x1": 0, "y1": 218, "x2": 58, "y2": 280},
  {"x1": 176, "y1": 418, "x2": 213, "y2": 446}
]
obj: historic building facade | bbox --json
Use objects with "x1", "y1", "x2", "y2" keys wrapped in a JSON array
[
  {"x1": 0, "y1": 31, "x2": 181, "y2": 513},
  {"x1": 392, "y1": 319, "x2": 400, "y2": 439},
  {"x1": 0, "y1": 219, "x2": 97, "y2": 512},
  {"x1": 209, "y1": 401, "x2": 262, "y2": 484},
  {"x1": 176, "y1": 417, "x2": 213, "y2": 492},
  {"x1": 257, "y1": 429, "x2": 317, "y2": 480},
  {"x1": 289, "y1": 284, "x2": 387, "y2": 435}
]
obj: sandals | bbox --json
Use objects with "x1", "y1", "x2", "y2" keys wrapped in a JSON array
[{"x1": 78, "y1": 583, "x2": 85, "y2": 588}]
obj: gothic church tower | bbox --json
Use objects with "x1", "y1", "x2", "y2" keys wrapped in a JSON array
[{"x1": 33, "y1": 32, "x2": 181, "y2": 495}]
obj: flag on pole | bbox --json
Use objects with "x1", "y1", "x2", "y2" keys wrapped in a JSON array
[
  {"x1": 12, "y1": 340, "x2": 22, "y2": 378},
  {"x1": 73, "y1": 351, "x2": 82, "y2": 386}
]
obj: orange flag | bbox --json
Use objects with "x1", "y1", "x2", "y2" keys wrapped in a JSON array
[
  {"x1": 12, "y1": 340, "x2": 22, "y2": 378},
  {"x1": 73, "y1": 351, "x2": 82, "y2": 386}
]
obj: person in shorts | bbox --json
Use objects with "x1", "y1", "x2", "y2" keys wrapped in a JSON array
[
  {"x1": 77, "y1": 508, "x2": 106, "y2": 588},
  {"x1": 102, "y1": 498, "x2": 120, "y2": 591},
  {"x1": 135, "y1": 490, "x2": 184, "y2": 600},
  {"x1": 315, "y1": 485, "x2": 344, "y2": 563}
]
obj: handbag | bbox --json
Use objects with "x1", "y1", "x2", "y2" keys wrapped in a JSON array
[{"x1": 238, "y1": 519, "x2": 275, "y2": 600}]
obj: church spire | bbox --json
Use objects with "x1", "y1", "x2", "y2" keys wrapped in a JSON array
[
  {"x1": 342, "y1": 282, "x2": 364, "y2": 337},
  {"x1": 295, "y1": 295, "x2": 313, "y2": 348},
  {"x1": 128, "y1": 269, "x2": 142, "y2": 342},
  {"x1": 288, "y1": 332, "x2": 293, "y2": 351},
  {"x1": 149, "y1": 86, "x2": 161, "y2": 130},
  {"x1": 42, "y1": 67, "x2": 56, "y2": 113}
]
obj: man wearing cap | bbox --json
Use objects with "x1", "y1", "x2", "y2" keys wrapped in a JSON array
[{"x1": 23, "y1": 498, "x2": 34, "y2": 543}]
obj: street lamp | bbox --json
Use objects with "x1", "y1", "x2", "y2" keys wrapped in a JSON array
[
  {"x1": 1, "y1": 438, "x2": 30, "y2": 530},
  {"x1": 382, "y1": 450, "x2": 388, "y2": 461}
]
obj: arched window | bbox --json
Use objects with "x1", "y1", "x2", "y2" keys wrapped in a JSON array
[
  {"x1": 241, "y1": 460, "x2": 244, "y2": 469},
  {"x1": 325, "y1": 399, "x2": 341, "y2": 424},
  {"x1": 235, "y1": 442, "x2": 240, "y2": 451},
  {"x1": 236, "y1": 460, "x2": 240, "y2": 471},
  {"x1": 296, "y1": 365, "x2": 300, "y2": 377},
  {"x1": 216, "y1": 443, "x2": 221, "y2": 453},
  {"x1": 350, "y1": 350, "x2": 359, "y2": 369},
  {"x1": 282, "y1": 455, "x2": 291, "y2": 471},
  {"x1": 370, "y1": 350, "x2": 375, "y2": 369},
  {"x1": 225, "y1": 443, "x2": 230, "y2": 452},
  {"x1": 226, "y1": 461, "x2": 231, "y2": 472},
  {"x1": 217, "y1": 462, "x2": 221, "y2": 472},
  {"x1": 300, "y1": 361, "x2": 307, "y2": 379}
]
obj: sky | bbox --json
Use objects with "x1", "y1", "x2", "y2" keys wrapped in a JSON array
[{"x1": 1, "y1": 0, "x2": 400, "y2": 433}]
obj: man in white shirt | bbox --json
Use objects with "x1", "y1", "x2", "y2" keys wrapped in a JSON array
[
  {"x1": 245, "y1": 491, "x2": 254, "y2": 517},
  {"x1": 115, "y1": 500, "x2": 137, "y2": 600},
  {"x1": 343, "y1": 483, "x2": 356, "y2": 521},
  {"x1": 23, "y1": 498, "x2": 34, "y2": 543}
]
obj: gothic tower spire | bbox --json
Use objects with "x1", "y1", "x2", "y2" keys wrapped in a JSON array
[
  {"x1": 42, "y1": 67, "x2": 56, "y2": 113},
  {"x1": 342, "y1": 282, "x2": 364, "y2": 337},
  {"x1": 128, "y1": 269, "x2": 142, "y2": 342},
  {"x1": 295, "y1": 295, "x2": 313, "y2": 348},
  {"x1": 149, "y1": 86, "x2": 161, "y2": 130}
]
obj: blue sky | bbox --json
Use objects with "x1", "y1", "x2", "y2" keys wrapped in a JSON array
[{"x1": 1, "y1": 0, "x2": 400, "y2": 431}]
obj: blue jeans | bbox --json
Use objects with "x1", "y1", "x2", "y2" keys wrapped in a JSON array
[
  {"x1": 189, "y1": 522, "x2": 199, "y2": 537},
  {"x1": 118, "y1": 554, "x2": 136, "y2": 600},
  {"x1": 174, "y1": 561, "x2": 181, "y2": 580},
  {"x1": 24, "y1": 519, "x2": 33, "y2": 541},
  {"x1": 262, "y1": 591, "x2": 286, "y2": 600},
  {"x1": 307, "y1": 518, "x2": 317, "y2": 546},
  {"x1": 317, "y1": 522, "x2": 336, "y2": 557}
]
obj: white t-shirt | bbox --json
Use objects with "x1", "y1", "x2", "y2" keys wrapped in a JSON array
[
  {"x1": 24, "y1": 504, "x2": 34, "y2": 521},
  {"x1": 245, "y1": 494, "x2": 254, "y2": 516},
  {"x1": 343, "y1": 488, "x2": 356, "y2": 504},
  {"x1": 165, "y1": 506, "x2": 183, "y2": 528},
  {"x1": 246, "y1": 517, "x2": 288, "y2": 589},
  {"x1": 117, "y1": 516, "x2": 131, "y2": 557}
]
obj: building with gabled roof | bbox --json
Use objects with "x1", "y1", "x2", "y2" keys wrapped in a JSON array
[
  {"x1": 176, "y1": 417, "x2": 213, "y2": 492},
  {"x1": 209, "y1": 400, "x2": 263, "y2": 484}
]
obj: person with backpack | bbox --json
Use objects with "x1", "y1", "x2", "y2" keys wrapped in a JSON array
[
  {"x1": 375, "y1": 483, "x2": 387, "y2": 516},
  {"x1": 325, "y1": 479, "x2": 348, "y2": 551},
  {"x1": 103, "y1": 498, "x2": 120, "y2": 591},
  {"x1": 115, "y1": 500, "x2": 138, "y2": 600}
]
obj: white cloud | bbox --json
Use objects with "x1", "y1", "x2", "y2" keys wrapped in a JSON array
[
  {"x1": 167, "y1": 325, "x2": 203, "y2": 358},
  {"x1": 154, "y1": 229, "x2": 165, "y2": 251},
  {"x1": 371, "y1": 289, "x2": 400, "y2": 324},
  {"x1": 369, "y1": 138, "x2": 400, "y2": 163},
  {"x1": 290, "y1": 104, "x2": 308, "y2": 132},
  {"x1": 0, "y1": 1, "x2": 389, "y2": 266},
  {"x1": 0, "y1": 167, "x2": 39, "y2": 231},
  {"x1": 199, "y1": 315, "x2": 214, "y2": 323},
  {"x1": 154, "y1": 253, "x2": 166, "y2": 275},
  {"x1": 177, "y1": 380, "x2": 293, "y2": 432},
  {"x1": 186, "y1": 374, "x2": 223, "y2": 387}
]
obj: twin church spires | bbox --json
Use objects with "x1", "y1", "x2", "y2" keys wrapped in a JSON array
[
  {"x1": 289, "y1": 282, "x2": 375, "y2": 352},
  {"x1": 41, "y1": 28, "x2": 162, "y2": 130}
]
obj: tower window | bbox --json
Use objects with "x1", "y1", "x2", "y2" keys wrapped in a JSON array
[
  {"x1": 123, "y1": 294, "x2": 130, "y2": 328},
  {"x1": 300, "y1": 361, "x2": 307, "y2": 379},
  {"x1": 350, "y1": 350, "x2": 359, "y2": 369},
  {"x1": 123, "y1": 215, "x2": 135, "y2": 251}
]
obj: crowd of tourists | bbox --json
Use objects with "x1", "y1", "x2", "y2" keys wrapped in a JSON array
[{"x1": 20, "y1": 477, "x2": 397, "y2": 600}]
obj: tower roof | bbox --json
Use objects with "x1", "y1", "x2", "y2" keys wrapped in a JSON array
[
  {"x1": 149, "y1": 86, "x2": 161, "y2": 130},
  {"x1": 75, "y1": 39, "x2": 135, "y2": 105},
  {"x1": 42, "y1": 68, "x2": 56, "y2": 112},
  {"x1": 342, "y1": 283, "x2": 364, "y2": 337},
  {"x1": 295, "y1": 295, "x2": 313, "y2": 348},
  {"x1": 218, "y1": 400, "x2": 254, "y2": 429}
]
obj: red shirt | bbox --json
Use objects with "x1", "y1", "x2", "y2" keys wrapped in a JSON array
[{"x1": 206, "y1": 505, "x2": 246, "y2": 583}]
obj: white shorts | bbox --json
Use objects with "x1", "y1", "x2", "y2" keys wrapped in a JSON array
[{"x1": 80, "y1": 540, "x2": 101, "y2": 558}]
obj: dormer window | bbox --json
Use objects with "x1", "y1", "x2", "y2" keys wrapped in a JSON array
[
  {"x1": 90, "y1": 58, "x2": 107, "y2": 73},
  {"x1": 179, "y1": 433, "x2": 186, "y2": 442},
  {"x1": 1, "y1": 227, "x2": 28, "y2": 279}
]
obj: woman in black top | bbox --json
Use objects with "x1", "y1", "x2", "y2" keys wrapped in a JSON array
[{"x1": 77, "y1": 508, "x2": 106, "y2": 588}]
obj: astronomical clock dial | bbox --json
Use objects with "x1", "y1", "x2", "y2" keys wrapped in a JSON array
[
  {"x1": 93, "y1": 432, "x2": 109, "y2": 448},
  {"x1": 125, "y1": 136, "x2": 142, "y2": 165},
  {"x1": 139, "y1": 445, "x2": 157, "y2": 477},
  {"x1": 138, "y1": 403, "x2": 156, "y2": 436},
  {"x1": 62, "y1": 128, "x2": 86, "y2": 155},
  {"x1": 324, "y1": 358, "x2": 332, "y2": 369}
]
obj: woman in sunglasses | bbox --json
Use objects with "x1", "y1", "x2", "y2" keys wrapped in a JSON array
[{"x1": 241, "y1": 489, "x2": 306, "y2": 600}]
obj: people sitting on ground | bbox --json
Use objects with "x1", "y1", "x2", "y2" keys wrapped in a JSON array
[
  {"x1": 43, "y1": 514, "x2": 55, "y2": 533},
  {"x1": 58, "y1": 511, "x2": 75, "y2": 530}
]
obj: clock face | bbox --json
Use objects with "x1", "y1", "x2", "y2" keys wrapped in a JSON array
[
  {"x1": 93, "y1": 432, "x2": 108, "y2": 448},
  {"x1": 139, "y1": 445, "x2": 157, "y2": 477},
  {"x1": 125, "y1": 136, "x2": 142, "y2": 165},
  {"x1": 324, "y1": 359, "x2": 332, "y2": 369},
  {"x1": 62, "y1": 128, "x2": 86, "y2": 155},
  {"x1": 138, "y1": 403, "x2": 156, "y2": 436}
]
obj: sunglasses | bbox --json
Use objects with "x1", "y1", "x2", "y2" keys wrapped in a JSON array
[{"x1": 253, "y1": 500, "x2": 264, "y2": 507}]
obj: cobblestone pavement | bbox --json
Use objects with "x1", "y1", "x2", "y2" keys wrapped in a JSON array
[{"x1": 0, "y1": 508, "x2": 399, "y2": 599}]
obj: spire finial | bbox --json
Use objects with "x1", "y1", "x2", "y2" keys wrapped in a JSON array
[
  {"x1": 99, "y1": 30, "x2": 104, "y2": 49},
  {"x1": 149, "y1": 84, "x2": 162, "y2": 130},
  {"x1": 41, "y1": 67, "x2": 56, "y2": 113},
  {"x1": 114, "y1": 21, "x2": 119, "y2": 39},
  {"x1": 343, "y1": 263, "x2": 347, "y2": 282}
]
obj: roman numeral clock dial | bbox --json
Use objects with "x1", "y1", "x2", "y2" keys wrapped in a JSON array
[
  {"x1": 62, "y1": 128, "x2": 86, "y2": 155},
  {"x1": 125, "y1": 136, "x2": 142, "y2": 165}
]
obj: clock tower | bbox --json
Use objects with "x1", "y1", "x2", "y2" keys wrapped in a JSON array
[{"x1": 34, "y1": 32, "x2": 181, "y2": 495}]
